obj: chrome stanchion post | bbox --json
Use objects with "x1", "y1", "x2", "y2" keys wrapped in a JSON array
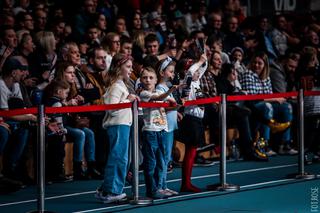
[
  {"x1": 129, "y1": 100, "x2": 152, "y2": 205},
  {"x1": 207, "y1": 94, "x2": 239, "y2": 191},
  {"x1": 295, "y1": 89, "x2": 315, "y2": 180},
  {"x1": 38, "y1": 104, "x2": 45, "y2": 212},
  {"x1": 29, "y1": 105, "x2": 54, "y2": 213}
]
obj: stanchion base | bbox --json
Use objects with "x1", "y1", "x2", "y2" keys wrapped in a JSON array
[
  {"x1": 296, "y1": 173, "x2": 317, "y2": 180},
  {"x1": 129, "y1": 197, "x2": 153, "y2": 205},
  {"x1": 207, "y1": 183, "x2": 240, "y2": 192},
  {"x1": 287, "y1": 172, "x2": 316, "y2": 180}
]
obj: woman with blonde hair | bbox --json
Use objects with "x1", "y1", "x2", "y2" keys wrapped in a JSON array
[
  {"x1": 28, "y1": 31, "x2": 57, "y2": 104},
  {"x1": 32, "y1": 31, "x2": 57, "y2": 88}
]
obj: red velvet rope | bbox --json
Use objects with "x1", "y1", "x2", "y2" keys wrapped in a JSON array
[{"x1": 1, "y1": 91, "x2": 320, "y2": 117}]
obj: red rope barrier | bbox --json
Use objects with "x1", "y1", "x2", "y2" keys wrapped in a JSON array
[
  {"x1": 1, "y1": 91, "x2": 319, "y2": 117},
  {"x1": 0, "y1": 107, "x2": 37, "y2": 117},
  {"x1": 227, "y1": 91, "x2": 298, "y2": 102},
  {"x1": 304, "y1": 90, "x2": 320, "y2": 96},
  {"x1": 138, "y1": 102, "x2": 172, "y2": 108},
  {"x1": 184, "y1": 96, "x2": 220, "y2": 106},
  {"x1": 45, "y1": 102, "x2": 132, "y2": 114}
]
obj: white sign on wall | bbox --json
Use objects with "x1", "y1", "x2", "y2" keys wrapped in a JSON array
[{"x1": 274, "y1": 0, "x2": 296, "y2": 12}]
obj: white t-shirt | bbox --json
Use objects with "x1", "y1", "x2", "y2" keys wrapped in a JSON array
[
  {"x1": 0, "y1": 77, "x2": 23, "y2": 110},
  {"x1": 140, "y1": 90, "x2": 168, "y2": 132}
]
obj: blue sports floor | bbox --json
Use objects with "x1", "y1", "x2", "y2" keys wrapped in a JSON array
[{"x1": 0, "y1": 155, "x2": 319, "y2": 213}]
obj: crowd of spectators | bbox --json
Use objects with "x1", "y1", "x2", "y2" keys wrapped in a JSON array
[{"x1": 0, "y1": 0, "x2": 319, "y2": 198}]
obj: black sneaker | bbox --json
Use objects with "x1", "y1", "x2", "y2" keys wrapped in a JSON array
[
  {"x1": 196, "y1": 144, "x2": 215, "y2": 153},
  {"x1": 194, "y1": 156, "x2": 216, "y2": 167},
  {"x1": 49, "y1": 174, "x2": 73, "y2": 183}
]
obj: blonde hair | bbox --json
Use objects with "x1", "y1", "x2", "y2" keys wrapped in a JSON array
[
  {"x1": 132, "y1": 31, "x2": 145, "y2": 51},
  {"x1": 35, "y1": 31, "x2": 56, "y2": 54},
  {"x1": 60, "y1": 42, "x2": 78, "y2": 61},
  {"x1": 105, "y1": 53, "x2": 132, "y2": 88}
]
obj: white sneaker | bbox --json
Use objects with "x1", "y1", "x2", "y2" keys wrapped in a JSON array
[
  {"x1": 278, "y1": 145, "x2": 298, "y2": 155},
  {"x1": 95, "y1": 189, "x2": 127, "y2": 204},
  {"x1": 159, "y1": 189, "x2": 173, "y2": 196},
  {"x1": 266, "y1": 149, "x2": 277, "y2": 157},
  {"x1": 164, "y1": 188, "x2": 179, "y2": 195},
  {"x1": 102, "y1": 193, "x2": 127, "y2": 204}
]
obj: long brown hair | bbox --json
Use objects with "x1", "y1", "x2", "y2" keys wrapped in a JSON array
[
  {"x1": 248, "y1": 51, "x2": 270, "y2": 80},
  {"x1": 55, "y1": 61, "x2": 78, "y2": 99},
  {"x1": 105, "y1": 53, "x2": 133, "y2": 88}
]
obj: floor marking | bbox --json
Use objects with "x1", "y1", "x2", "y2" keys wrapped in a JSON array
[
  {"x1": 0, "y1": 163, "x2": 298, "y2": 208},
  {"x1": 73, "y1": 178, "x2": 299, "y2": 213}
]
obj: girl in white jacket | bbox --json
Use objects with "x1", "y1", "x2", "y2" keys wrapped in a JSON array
[
  {"x1": 96, "y1": 53, "x2": 138, "y2": 204},
  {"x1": 179, "y1": 53, "x2": 208, "y2": 193}
]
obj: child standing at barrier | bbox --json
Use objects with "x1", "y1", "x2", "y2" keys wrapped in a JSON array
[
  {"x1": 95, "y1": 53, "x2": 138, "y2": 203},
  {"x1": 179, "y1": 53, "x2": 207, "y2": 193},
  {"x1": 43, "y1": 80, "x2": 70, "y2": 182},
  {"x1": 139, "y1": 67, "x2": 178, "y2": 199},
  {"x1": 155, "y1": 57, "x2": 180, "y2": 196}
]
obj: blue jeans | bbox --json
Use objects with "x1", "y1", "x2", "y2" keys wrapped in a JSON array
[
  {"x1": 159, "y1": 130, "x2": 174, "y2": 189},
  {"x1": 0, "y1": 125, "x2": 9, "y2": 154},
  {"x1": 101, "y1": 125, "x2": 130, "y2": 195},
  {"x1": 66, "y1": 126, "x2": 96, "y2": 162},
  {"x1": 4, "y1": 121, "x2": 29, "y2": 171},
  {"x1": 253, "y1": 101, "x2": 292, "y2": 141},
  {"x1": 142, "y1": 130, "x2": 166, "y2": 196}
]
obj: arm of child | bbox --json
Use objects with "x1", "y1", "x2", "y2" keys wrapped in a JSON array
[{"x1": 148, "y1": 86, "x2": 178, "y2": 101}]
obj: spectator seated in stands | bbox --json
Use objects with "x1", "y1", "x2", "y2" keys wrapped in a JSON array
[
  {"x1": 239, "y1": 51, "x2": 296, "y2": 157},
  {"x1": 0, "y1": 56, "x2": 37, "y2": 185}
]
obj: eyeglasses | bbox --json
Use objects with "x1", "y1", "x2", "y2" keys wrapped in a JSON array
[{"x1": 112, "y1": 40, "x2": 120, "y2": 44}]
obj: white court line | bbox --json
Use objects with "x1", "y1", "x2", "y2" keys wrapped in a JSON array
[
  {"x1": 73, "y1": 178, "x2": 298, "y2": 213},
  {"x1": 0, "y1": 163, "x2": 298, "y2": 208}
]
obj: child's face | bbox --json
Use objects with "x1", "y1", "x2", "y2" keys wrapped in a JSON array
[
  {"x1": 212, "y1": 40, "x2": 222, "y2": 52},
  {"x1": 88, "y1": 27, "x2": 99, "y2": 40},
  {"x1": 228, "y1": 68, "x2": 238, "y2": 82},
  {"x1": 140, "y1": 70, "x2": 157, "y2": 91},
  {"x1": 120, "y1": 60, "x2": 133, "y2": 81},
  {"x1": 120, "y1": 42, "x2": 133, "y2": 56},
  {"x1": 162, "y1": 65, "x2": 175, "y2": 81},
  {"x1": 64, "y1": 66, "x2": 76, "y2": 83},
  {"x1": 232, "y1": 50, "x2": 243, "y2": 62},
  {"x1": 57, "y1": 88, "x2": 69, "y2": 100}
]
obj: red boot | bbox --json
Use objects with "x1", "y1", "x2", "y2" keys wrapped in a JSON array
[{"x1": 180, "y1": 146, "x2": 201, "y2": 193}]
